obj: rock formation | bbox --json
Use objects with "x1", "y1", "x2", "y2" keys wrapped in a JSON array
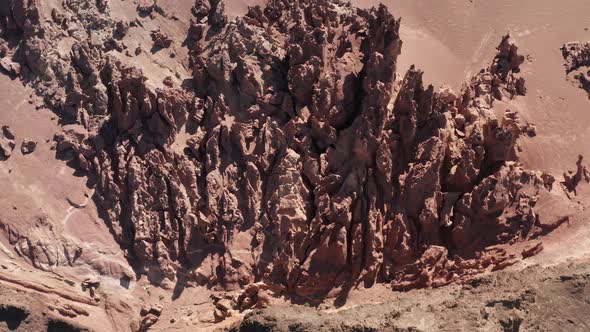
[
  {"x1": 0, "y1": 0, "x2": 578, "y2": 311},
  {"x1": 561, "y1": 41, "x2": 590, "y2": 96},
  {"x1": 562, "y1": 42, "x2": 590, "y2": 73},
  {"x1": 0, "y1": 125, "x2": 15, "y2": 158},
  {"x1": 20, "y1": 138, "x2": 36, "y2": 154}
]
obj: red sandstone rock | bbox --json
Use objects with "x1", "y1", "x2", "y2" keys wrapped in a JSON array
[
  {"x1": 522, "y1": 242, "x2": 544, "y2": 259},
  {"x1": 137, "y1": 0, "x2": 156, "y2": 16},
  {"x1": 20, "y1": 138, "x2": 36, "y2": 154},
  {"x1": 0, "y1": 57, "x2": 20, "y2": 75},
  {"x1": 151, "y1": 28, "x2": 172, "y2": 50},
  {"x1": 562, "y1": 42, "x2": 590, "y2": 73},
  {"x1": 0, "y1": 0, "x2": 579, "y2": 309},
  {"x1": 561, "y1": 42, "x2": 590, "y2": 96},
  {"x1": 0, "y1": 125, "x2": 15, "y2": 158},
  {"x1": 562, "y1": 155, "x2": 590, "y2": 196}
]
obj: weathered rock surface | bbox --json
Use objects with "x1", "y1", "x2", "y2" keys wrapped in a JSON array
[
  {"x1": 562, "y1": 42, "x2": 590, "y2": 73},
  {"x1": 0, "y1": 0, "x2": 582, "y2": 322},
  {"x1": 0, "y1": 57, "x2": 20, "y2": 76},
  {"x1": 20, "y1": 138, "x2": 36, "y2": 154},
  {"x1": 151, "y1": 28, "x2": 172, "y2": 51},
  {"x1": 561, "y1": 42, "x2": 590, "y2": 96},
  {"x1": 233, "y1": 260, "x2": 590, "y2": 331},
  {"x1": 0, "y1": 125, "x2": 15, "y2": 159}
]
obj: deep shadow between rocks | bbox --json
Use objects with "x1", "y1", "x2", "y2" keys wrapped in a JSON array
[
  {"x1": 0, "y1": 305, "x2": 29, "y2": 331},
  {"x1": 46, "y1": 320, "x2": 86, "y2": 332}
]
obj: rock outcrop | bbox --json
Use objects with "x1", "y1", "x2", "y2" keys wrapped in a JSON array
[
  {"x1": 0, "y1": 125, "x2": 15, "y2": 159},
  {"x1": 20, "y1": 138, "x2": 36, "y2": 154},
  {"x1": 562, "y1": 42, "x2": 590, "y2": 73},
  {"x1": 0, "y1": 0, "x2": 577, "y2": 307},
  {"x1": 561, "y1": 41, "x2": 590, "y2": 96}
]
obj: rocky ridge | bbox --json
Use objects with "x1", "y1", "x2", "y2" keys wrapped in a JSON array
[{"x1": 0, "y1": 0, "x2": 582, "y2": 323}]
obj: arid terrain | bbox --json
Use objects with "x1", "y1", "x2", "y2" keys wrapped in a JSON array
[{"x1": 0, "y1": 0, "x2": 590, "y2": 331}]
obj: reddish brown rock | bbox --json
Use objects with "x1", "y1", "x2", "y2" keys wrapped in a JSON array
[
  {"x1": 0, "y1": 0, "x2": 578, "y2": 309},
  {"x1": 561, "y1": 42, "x2": 590, "y2": 96},
  {"x1": 561, "y1": 42, "x2": 590, "y2": 73},
  {"x1": 562, "y1": 155, "x2": 590, "y2": 195},
  {"x1": 137, "y1": 0, "x2": 156, "y2": 16},
  {"x1": 151, "y1": 28, "x2": 172, "y2": 50},
  {"x1": 20, "y1": 138, "x2": 36, "y2": 154},
  {"x1": 0, "y1": 125, "x2": 15, "y2": 158},
  {"x1": 0, "y1": 57, "x2": 20, "y2": 75},
  {"x1": 522, "y1": 242, "x2": 544, "y2": 259}
]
